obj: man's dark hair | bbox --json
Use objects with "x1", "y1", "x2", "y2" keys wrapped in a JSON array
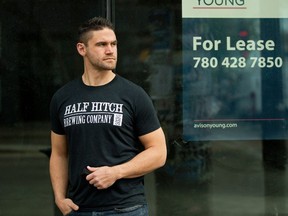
[{"x1": 78, "y1": 17, "x2": 115, "y2": 44}]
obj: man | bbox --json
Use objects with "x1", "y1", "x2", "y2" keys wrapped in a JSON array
[{"x1": 49, "y1": 17, "x2": 167, "y2": 216}]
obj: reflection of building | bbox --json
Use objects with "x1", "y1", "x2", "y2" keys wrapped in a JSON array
[
  {"x1": 1, "y1": 1, "x2": 288, "y2": 215},
  {"x1": 0, "y1": 1, "x2": 108, "y2": 123}
]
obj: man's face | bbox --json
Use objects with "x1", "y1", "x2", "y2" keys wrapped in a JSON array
[{"x1": 83, "y1": 28, "x2": 117, "y2": 71}]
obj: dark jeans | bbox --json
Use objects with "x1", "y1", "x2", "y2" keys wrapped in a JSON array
[{"x1": 67, "y1": 204, "x2": 148, "y2": 216}]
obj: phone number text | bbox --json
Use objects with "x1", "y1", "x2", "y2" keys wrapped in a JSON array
[{"x1": 193, "y1": 57, "x2": 283, "y2": 69}]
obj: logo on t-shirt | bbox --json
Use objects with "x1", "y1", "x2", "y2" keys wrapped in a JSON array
[{"x1": 63, "y1": 102, "x2": 123, "y2": 127}]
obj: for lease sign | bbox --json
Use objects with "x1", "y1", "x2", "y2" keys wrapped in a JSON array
[{"x1": 182, "y1": 0, "x2": 288, "y2": 141}]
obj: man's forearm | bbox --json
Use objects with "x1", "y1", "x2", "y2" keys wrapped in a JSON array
[
  {"x1": 115, "y1": 128, "x2": 167, "y2": 179},
  {"x1": 115, "y1": 145, "x2": 166, "y2": 179},
  {"x1": 86, "y1": 145, "x2": 166, "y2": 189},
  {"x1": 85, "y1": 128, "x2": 167, "y2": 190},
  {"x1": 50, "y1": 153, "x2": 69, "y2": 201}
]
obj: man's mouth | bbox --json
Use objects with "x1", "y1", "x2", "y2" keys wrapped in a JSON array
[{"x1": 104, "y1": 57, "x2": 115, "y2": 61}]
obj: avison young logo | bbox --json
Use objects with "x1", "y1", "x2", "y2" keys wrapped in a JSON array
[{"x1": 196, "y1": 0, "x2": 245, "y2": 7}]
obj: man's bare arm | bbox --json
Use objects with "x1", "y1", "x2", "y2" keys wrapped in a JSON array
[
  {"x1": 86, "y1": 127, "x2": 167, "y2": 189},
  {"x1": 50, "y1": 131, "x2": 79, "y2": 214}
]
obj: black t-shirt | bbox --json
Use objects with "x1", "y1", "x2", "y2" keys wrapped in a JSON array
[{"x1": 50, "y1": 75, "x2": 160, "y2": 211}]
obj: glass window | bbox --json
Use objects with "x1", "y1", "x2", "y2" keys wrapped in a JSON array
[
  {"x1": 116, "y1": 1, "x2": 288, "y2": 215},
  {"x1": 1, "y1": 0, "x2": 288, "y2": 215},
  {"x1": 0, "y1": 1, "x2": 107, "y2": 215}
]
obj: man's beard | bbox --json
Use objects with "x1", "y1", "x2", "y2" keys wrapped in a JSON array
[{"x1": 92, "y1": 59, "x2": 117, "y2": 71}]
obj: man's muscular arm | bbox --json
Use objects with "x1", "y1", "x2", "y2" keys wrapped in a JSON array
[
  {"x1": 86, "y1": 127, "x2": 167, "y2": 189},
  {"x1": 50, "y1": 131, "x2": 79, "y2": 214}
]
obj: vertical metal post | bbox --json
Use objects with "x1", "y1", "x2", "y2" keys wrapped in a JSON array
[{"x1": 105, "y1": 0, "x2": 115, "y2": 25}]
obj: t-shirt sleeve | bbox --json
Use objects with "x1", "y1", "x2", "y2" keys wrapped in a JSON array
[
  {"x1": 134, "y1": 88, "x2": 161, "y2": 136},
  {"x1": 50, "y1": 94, "x2": 65, "y2": 135}
]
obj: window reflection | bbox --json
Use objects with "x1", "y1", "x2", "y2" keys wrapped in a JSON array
[{"x1": 1, "y1": 0, "x2": 288, "y2": 215}]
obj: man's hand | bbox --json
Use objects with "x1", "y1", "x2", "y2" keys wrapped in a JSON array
[
  {"x1": 56, "y1": 198, "x2": 79, "y2": 216},
  {"x1": 86, "y1": 166, "x2": 119, "y2": 189}
]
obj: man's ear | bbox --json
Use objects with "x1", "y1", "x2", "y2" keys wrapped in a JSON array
[{"x1": 76, "y1": 42, "x2": 86, "y2": 56}]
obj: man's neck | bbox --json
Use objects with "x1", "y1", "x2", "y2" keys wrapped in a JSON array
[{"x1": 82, "y1": 70, "x2": 115, "y2": 87}]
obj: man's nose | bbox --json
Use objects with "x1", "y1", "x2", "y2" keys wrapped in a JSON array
[{"x1": 105, "y1": 45, "x2": 114, "y2": 53}]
